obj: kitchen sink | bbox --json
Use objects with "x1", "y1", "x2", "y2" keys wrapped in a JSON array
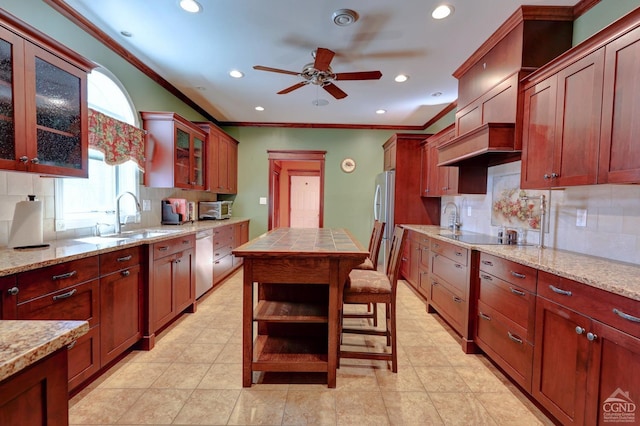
[{"x1": 74, "y1": 229, "x2": 181, "y2": 245}]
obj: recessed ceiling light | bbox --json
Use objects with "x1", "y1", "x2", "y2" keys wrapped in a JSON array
[
  {"x1": 179, "y1": 0, "x2": 202, "y2": 13},
  {"x1": 229, "y1": 70, "x2": 244, "y2": 78},
  {"x1": 432, "y1": 4, "x2": 454, "y2": 20},
  {"x1": 376, "y1": 109, "x2": 387, "y2": 115},
  {"x1": 431, "y1": 91, "x2": 443, "y2": 97},
  {"x1": 332, "y1": 9, "x2": 358, "y2": 26},
  {"x1": 394, "y1": 74, "x2": 409, "y2": 83},
  {"x1": 195, "y1": 86, "x2": 206, "y2": 91},
  {"x1": 312, "y1": 99, "x2": 329, "y2": 107},
  {"x1": 120, "y1": 30, "x2": 132, "y2": 37},
  {"x1": 255, "y1": 106, "x2": 264, "y2": 111}
]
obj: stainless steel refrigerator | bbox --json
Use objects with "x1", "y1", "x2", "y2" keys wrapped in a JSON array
[{"x1": 373, "y1": 171, "x2": 395, "y2": 271}]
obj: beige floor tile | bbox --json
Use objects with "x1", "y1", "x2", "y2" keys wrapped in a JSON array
[
  {"x1": 414, "y1": 366, "x2": 471, "y2": 393},
  {"x1": 475, "y1": 392, "x2": 553, "y2": 426},
  {"x1": 151, "y1": 362, "x2": 211, "y2": 389},
  {"x1": 69, "y1": 388, "x2": 145, "y2": 424},
  {"x1": 129, "y1": 340, "x2": 185, "y2": 363},
  {"x1": 335, "y1": 390, "x2": 390, "y2": 425},
  {"x1": 115, "y1": 388, "x2": 193, "y2": 424},
  {"x1": 381, "y1": 391, "x2": 444, "y2": 425},
  {"x1": 282, "y1": 390, "x2": 337, "y2": 425},
  {"x1": 374, "y1": 364, "x2": 426, "y2": 392},
  {"x1": 193, "y1": 326, "x2": 236, "y2": 344},
  {"x1": 403, "y1": 345, "x2": 452, "y2": 367},
  {"x1": 216, "y1": 342, "x2": 243, "y2": 363},
  {"x1": 97, "y1": 361, "x2": 170, "y2": 389},
  {"x1": 172, "y1": 389, "x2": 240, "y2": 425},
  {"x1": 335, "y1": 364, "x2": 379, "y2": 391},
  {"x1": 227, "y1": 389, "x2": 288, "y2": 425},
  {"x1": 197, "y1": 363, "x2": 243, "y2": 389},
  {"x1": 176, "y1": 342, "x2": 225, "y2": 363},
  {"x1": 429, "y1": 392, "x2": 497, "y2": 425},
  {"x1": 456, "y1": 364, "x2": 512, "y2": 393}
]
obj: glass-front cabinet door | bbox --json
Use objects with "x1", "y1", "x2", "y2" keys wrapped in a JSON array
[
  {"x1": 193, "y1": 134, "x2": 204, "y2": 189},
  {"x1": 174, "y1": 126, "x2": 191, "y2": 188},
  {"x1": 0, "y1": 25, "x2": 25, "y2": 172}
]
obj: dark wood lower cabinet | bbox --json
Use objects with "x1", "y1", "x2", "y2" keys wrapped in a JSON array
[{"x1": 0, "y1": 349, "x2": 69, "y2": 426}]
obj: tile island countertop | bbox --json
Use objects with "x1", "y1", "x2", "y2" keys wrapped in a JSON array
[
  {"x1": 0, "y1": 320, "x2": 89, "y2": 382},
  {"x1": 402, "y1": 224, "x2": 640, "y2": 302}
]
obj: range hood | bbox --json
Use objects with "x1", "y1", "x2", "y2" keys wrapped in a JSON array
[{"x1": 437, "y1": 123, "x2": 521, "y2": 167}]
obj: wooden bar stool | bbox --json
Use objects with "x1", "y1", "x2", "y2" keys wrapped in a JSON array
[
  {"x1": 340, "y1": 226, "x2": 406, "y2": 372},
  {"x1": 344, "y1": 220, "x2": 385, "y2": 326}
]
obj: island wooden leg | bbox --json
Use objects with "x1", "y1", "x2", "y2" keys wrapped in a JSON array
[
  {"x1": 242, "y1": 260, "x2": 254, "y2": 387},
  {"x1": 327, "y1": 259, "x2": 340, "y2": 388}
]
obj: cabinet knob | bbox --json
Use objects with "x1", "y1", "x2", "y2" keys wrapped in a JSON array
[
  {"x1": 543, "y1": 174, "x2": 551, "y2": 179},
  {"x1": 575, "y1": 326, "x2": 585, "y2": 335},
  {"x1": 121, "y1": 270, "x2": 130, "y2": 277},
  {"x1": 7, "y1": 286, "x2": 19, "y2": 296},
  {"x1": 31, "y1": 157, "x2": 40, "y2": 164},
  {"x1": 551, "y1": 172, "x2": 559, "y2": 178},
  {"x1": 586, "y1": 332, "x2": 597, "y2": 341},
  {"x1": 19, "y1": 156, "x2": 28, "y2": 163}
]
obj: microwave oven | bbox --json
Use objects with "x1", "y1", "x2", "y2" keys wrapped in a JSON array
[{"x1": 199, "y1": 201, "x2": 232, "y2": 220}]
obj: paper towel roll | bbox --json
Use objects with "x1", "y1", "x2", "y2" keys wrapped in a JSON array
[{"x1": 8, "y1": 195, "x2": 44, "y2": 249}]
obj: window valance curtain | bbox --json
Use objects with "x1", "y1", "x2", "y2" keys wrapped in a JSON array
[{"x1": 88, "y1": 108, "x2": 145, "y2": 171}]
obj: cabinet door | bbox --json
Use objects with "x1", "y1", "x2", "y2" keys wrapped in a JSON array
[
  {"x1": 207, "y1": 131, "x2": 220, "y2": 191},
  {"x1": 174, "y1": 248, "x2": 195, "y2": 314},
  {"x1": 417, "y1": 243, "x2": 430, "y2": 298},
  {"x1": 419, "y1": 143, "x2": 429, "y2": 197},
  {"x1": 0, "y1": 26, "x2": 26, "y2": 172},
  {"x1": 532, "y1": 296, "x2": 590, "y2": 425},
  {"x1": 174, "y1": 125, "x2": 192, "y2": 189},
  {"x1": 218, "y1": 136, "x2": 229, "y2": 192},
  {"x1": 521, "y1": 77, "x2": 557, "y2": 189},
  {"x1": 192, "y1": 134, "x2": 205, "y2": 190},
  {"x1": 24, "y1": 41, "x2": 88, "y2": 177},
  {"x1": 152, "y1": 255, "x2": 175, "y2": 331},
  {"x1": 228, "y1": 139, "x2": 238, "y2": 193},
  {"x1": 0, "y1": 275, "x2": 17, "y2": 319},
  {"x1": 426, "y1": 142, "x2": 442, "y2": 196},
  {"x1": 598, "y1": 25, "x2": 640, "y2": 183},
  {"x1": 552, "y1": 49, "x2": 604, "y2": 187},
  {"x1": 100, "y1": 264, "x2": 143, "y2": 366}
]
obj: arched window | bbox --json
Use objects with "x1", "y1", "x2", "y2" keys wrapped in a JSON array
[{"x1": 55, "y1": 66, "x2": 140, "y2": 233}]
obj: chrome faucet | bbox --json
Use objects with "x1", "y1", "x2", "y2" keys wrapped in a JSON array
[
  {"x1": 443, "y1": 202, "x2": 461, "y2": 231},
  {"x1": 115, "y1": 191, "x2": 142, "y2": 234},
  {"x1": 520, "y1": 194, "x2": 546, "y2": 248}
]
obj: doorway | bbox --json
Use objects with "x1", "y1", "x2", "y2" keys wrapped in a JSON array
[{"x1": 268, "y1": 150, "x2": 326, "y2": 230}]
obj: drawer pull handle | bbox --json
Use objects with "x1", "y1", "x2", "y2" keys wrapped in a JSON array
[
  {"x1": 52, "y1": 270, "x2": 77, "y2": 281},
  {"x1": 433, "y1": 243, "x2": 439, "y2": 248},
  {"x1": 480, "y1": 274, "x2": 492, "y2": 281},
  {"x1": 117, "y1": 255, "x2": 133, "y2": 262},
  {"x1": 612, "y1": 308, "x2": 640, "y2": 323},
  {"x1": 481, "y1": 260, "x2": 493, "y2": 266},
  {"x1": 53, "y1": 288, "x2": 77, "y2": 301},
  {"x1": 121, "y1": 270, "x2": 130, "y2": 277},
  {"x1": 7, "y1": 286, "x2": 19, "y2": 296},
  {"x1": 432, "y1": 281, "x2": 438, "y2": 286},
  {"x1": 158, "y1": 246, "x2": 170, "y2": 251},
  {"x1": 549, "y1": 285, "x2": 572, "y2": 296},
  {"x1": 183, "y1": 240, "x2": 190, "y2": 244},
  {"x1": 455, "y1": 251, "x2": 463, "y2": 257},
  {"x1": 587, "y1": 332, "x2": 598, "y2": 342},
  {"x1": 509, "y1": 287, "x2": 526, "y2": 296},
  {"x1": 67, "y1": 340, "x2": 77, "y2": 350},
  {"x1": 455, "y1": 264, "x2": 462, "y2": 269},
  {"x1": 453, "y1": 296, "x2": 463, "y2": 303},
  {"x1": 507, "y1": 332, "x2": 523, "y2": 345},
  {"x1": 479, "y1": 312, "x2": 491, "y2": 321},
  {"x1": 510, "y1": 271, "x2": 526, "y2": 279}
]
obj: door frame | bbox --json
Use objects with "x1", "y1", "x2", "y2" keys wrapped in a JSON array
[{"x1": 267, "y1": 150, "x2": 326, "y2": 230}]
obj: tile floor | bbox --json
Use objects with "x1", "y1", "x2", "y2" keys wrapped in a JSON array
[{"x1": 69, "y1": 270, "x2": 554, "y2": 425}]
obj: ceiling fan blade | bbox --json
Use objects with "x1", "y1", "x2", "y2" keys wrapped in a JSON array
[
  {"x1": 334, "y1": 71, "x2": 382, "y2": 81},
  {"x1": 322, "y1": 82, "x2": 348, "y2": 99},
  {"x1": 314, "y1": 48, "x2": 335, "y2": 72},
  {"x1": 253, "y1": 65, "x2": 299, "y2": 76},
  {"x1": 277, "y1": 81, "x2": 308, "y2": 94}
]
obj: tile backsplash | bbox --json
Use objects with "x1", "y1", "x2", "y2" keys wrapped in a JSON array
[
  {"x1": 0, "y1": 170, "x2": 215, "y2": 247},
  {"x1": 443, "y1": 161, "x2": 640, "y2": 265}
]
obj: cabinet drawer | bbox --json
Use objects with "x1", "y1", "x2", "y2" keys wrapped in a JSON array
[
  {"x1": 430, "y1": 278, "x2": 465, "y2": 333},
  {"x1": 538, "y1": 271, "x2": 640, "y2": 338},
  {"x1": 478, "y1": 272, "x2": 535, "y2": 336},
  {"x1": 68, "y1": 325, "x2": 100, "y2": 391},
  {"x1": 213, "y1": 254, "x2": 234, "y2": 282},
  {"x1": 431, "y1": 252, "x2": 467, "y2": 297},
  {"x1": 479, "y1": 252, "x2": 537, "y2": 293},
  {"x1": 476, "y1": 300, "x2": 533, "y2": 390},
  {"x1": 17, "y1": 256, "x2": 99, "y2": 303},
  {"x1": 152, "y1": 234, "x2": 195, "y2": 259},
  {"x1": 17, "y1": 279, "x2": 100, "y2": 328},
  {"x1": 100, "y1": 246, "x2": 142, "y2": 275},
  {"x1": 431, "y1": 239, "x2": 468, "y2": 266}
]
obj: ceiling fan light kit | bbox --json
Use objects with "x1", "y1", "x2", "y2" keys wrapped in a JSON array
[{"x1": 253, "y1": 47, "x2": 382, "y2": 100}]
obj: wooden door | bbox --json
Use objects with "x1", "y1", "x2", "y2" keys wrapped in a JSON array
[
  {"x1": 598, "y1": 25, "x2": 640, "y2": 183},
  {"x1": 532, "y1": 296, "x2": 590, "y2": 425},
  {"x1": 521, "y1": 77, "x2": 557, "y2": 189},
  {"x1": 553, "y1": 48, "x2": 604, "y2": 187}
]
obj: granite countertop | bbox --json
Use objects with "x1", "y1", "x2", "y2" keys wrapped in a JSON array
[
  {"x1": 0, "y1": 320, "x2": 89, "y2": 382},
  {"x1": 0, "y1": 218, "x2": 249, "y2": 277},
  {"x1": 402, "y1": 224, "x2": 640, "y2": 302}
]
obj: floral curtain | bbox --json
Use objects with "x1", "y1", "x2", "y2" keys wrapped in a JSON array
[{"x1": 88, "y1": 108, "x2": 145, "y2": 171}]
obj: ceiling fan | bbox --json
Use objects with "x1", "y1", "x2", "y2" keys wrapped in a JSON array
[{"x1": 253, "y1": 47, "x2": 382, "y2": 99}]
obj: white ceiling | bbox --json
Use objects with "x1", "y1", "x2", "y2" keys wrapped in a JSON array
[{"x1": 62, "y1": 0, "x2": 580, "y2": 127}]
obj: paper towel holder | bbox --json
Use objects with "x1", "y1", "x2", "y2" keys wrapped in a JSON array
[{"x1": 9, "y1": 194, "x2": 50, "y2": 250}]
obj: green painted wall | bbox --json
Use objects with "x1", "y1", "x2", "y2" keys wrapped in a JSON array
[{"x1": 2, "y1": 0, "x2": 636, "y2": 245}]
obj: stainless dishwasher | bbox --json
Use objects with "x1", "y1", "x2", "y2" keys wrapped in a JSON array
[{"x1": 195, "y1": 229, "x2": 214, "y2": 298}]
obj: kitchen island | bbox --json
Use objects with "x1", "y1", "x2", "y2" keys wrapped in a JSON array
[{"x1": 233, "y1": 227, "x2": 368, "y2": 388}]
